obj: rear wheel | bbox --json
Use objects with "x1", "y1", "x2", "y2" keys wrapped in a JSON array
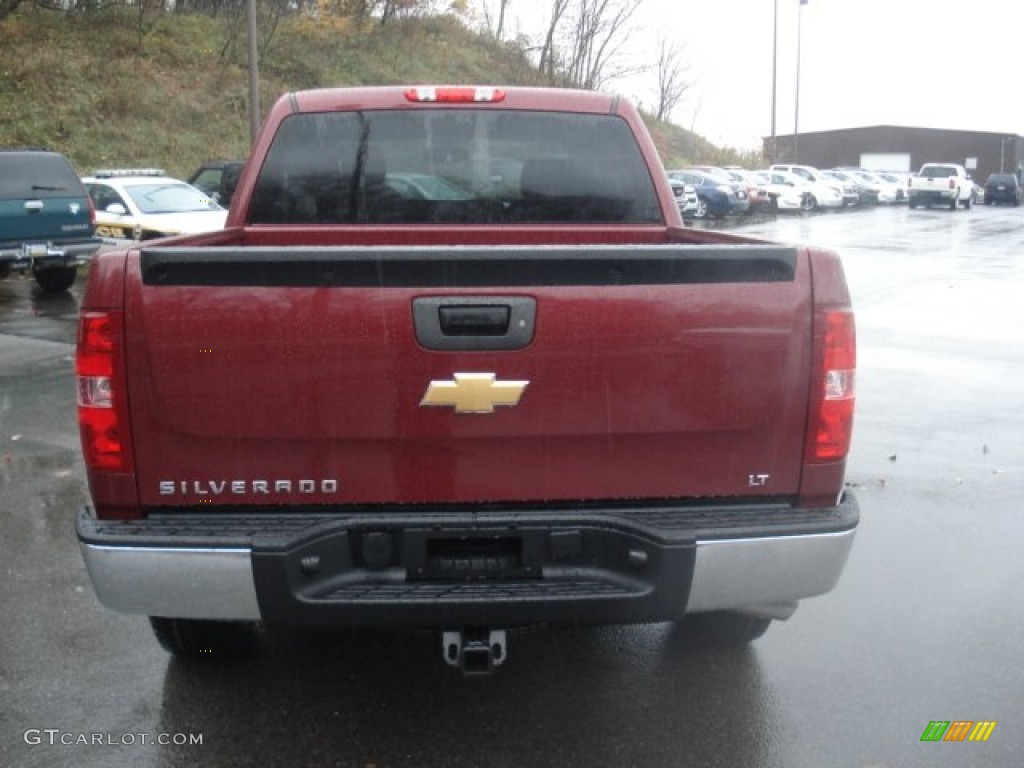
[
  {"x1": 149, "y1": 617, "x2": 258, "y2": 659},
  {"x1": 33, "y1": 266, "x2": 77, "y2": 293},
  {"x1": 800, "y1": 194, "x2": 817, "y2": 212},
  {"x1": 949, "y1": 194, "x2": 958, "y2": 211}
]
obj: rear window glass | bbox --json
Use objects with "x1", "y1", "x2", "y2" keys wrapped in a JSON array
[
  {"x1": 0, "y1": 152, "x2": 85, "y2": 199},
  {"x1": 920, "y1": 166, "x2": 957, "y2": 179},
  {"x1": 248, "y1": 109, "x2": 662, "y2": 225}
]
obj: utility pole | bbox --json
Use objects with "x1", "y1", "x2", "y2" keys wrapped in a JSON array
[
  {"x1": 247, "y1": 0, "x2": 260, "y2": 148},
  {"x1": 770, "y1": 0, "x2": 778, "y2": 164},
  {"x1": 794, "y1": 0, "x2": 807, "y2": 163}
]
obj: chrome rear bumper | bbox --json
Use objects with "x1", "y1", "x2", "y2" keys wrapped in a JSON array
[{"x1": 78, "y1": 495, "x2": 858, "y2": 624}]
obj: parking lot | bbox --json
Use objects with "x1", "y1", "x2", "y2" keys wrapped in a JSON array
[{"x1": 1, "y1": 202, "x2": 1022, "y2": 767}]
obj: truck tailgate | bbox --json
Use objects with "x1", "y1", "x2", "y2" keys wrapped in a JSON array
[
  {"x1": 125, "y1": 245, "x2": 812, "y2": 508},
  {"x1": 0, "y1": 194, "x2": 91, "y2": 244}
]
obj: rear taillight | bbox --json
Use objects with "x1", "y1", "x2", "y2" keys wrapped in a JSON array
[
  {"x1": 948, "y1": 177, "x2": 956, "y2": 190},
  {"x1": 77, "y1": 311, "x2": 132, "y2": 472},
  {"x1": 86, "y1": 194, "x2": 96, "y2": 227},
  {"x1": 808, "y1": 309, "x2": 856, "y2": 461}
]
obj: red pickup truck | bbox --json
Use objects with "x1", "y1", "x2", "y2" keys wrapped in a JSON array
[{"x1": 76, "y1": 86, "x2": 858, "y2": 673}]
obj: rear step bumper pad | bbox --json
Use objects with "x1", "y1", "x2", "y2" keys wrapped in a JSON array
[{"x1": 77, "y1": 494, "x2": 858, "y2": 624}]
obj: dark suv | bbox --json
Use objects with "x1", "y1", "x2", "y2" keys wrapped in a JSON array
[
  {"x1": 187, "y1": 160, "x2": 244, "y2": 208},
  {"x1": 0, "y1": 150, "x2": 100, "y2": 292},
  {"x1": 984, "y1": 173, "x2": 1020, "y2": 206}
]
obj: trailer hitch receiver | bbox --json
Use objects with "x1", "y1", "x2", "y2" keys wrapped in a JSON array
[{"x1": 442, "y1": 629, "x2": 507, "y2": 676}]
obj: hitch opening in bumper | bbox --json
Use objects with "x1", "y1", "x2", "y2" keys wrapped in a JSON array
[{"x1": 443, "y1": 629, "x2": 507, "y2": 676}]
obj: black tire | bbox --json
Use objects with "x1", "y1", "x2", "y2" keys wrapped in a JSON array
[
  {"x1": 0, "y1": 263, "x2": 10, "y2": 280},
  {"x1": 149, "y1": 617, "x2": 258, "y2": 659},
  {"x1": 963, "y1": 195, "x2": 972, "y2": 210},
  {"x1": 908, "y1": 198, "x2": 917, "y2": 209},
  {"x1": 800, "y1": 194, "x2": 817, "y2": 212},
  {"x1": 693, "y1": 197, "x2": 709, "y2": 219},
  {"x1": 676, "y1": 611, "x2": 772, "y2": 647},
  {"x1": 949, "y1": 194, "x2": 957, "y2": 211},
  {"x1": 33, "y1": 266, "x2": 77, "y2": 293}
]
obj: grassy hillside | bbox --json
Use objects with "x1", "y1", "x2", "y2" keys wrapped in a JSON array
[{"x1": 0, "y1": 7, "x2": 753, "y2": 179}]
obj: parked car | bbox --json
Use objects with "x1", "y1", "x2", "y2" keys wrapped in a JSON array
[
  {"x1": 73, "y1": 84, "x2": 860, "y2": 664},
  {"x1": 668, "y1": 178, "x2": 700, "y2": 217},
  {"x1": 689, "y1": 166, "x2": 752, "y2": 212},
  {"x1": 874, "y1": 171, "x2": 910, "y2": 202},
  {"x1": 819, "y1": 170, "x2": 868, "y2": 206},
  {"x1": 720, "y1": 167, "x2": 775, "y2": 212},
  {"x1": 187, "y1": 160, "x2": 244, "y2": 208},
  {"x1": 0, "y1": 149, "x2": 101, "y2": 293},
  {"x1": 838, "y1": 169, "x2": 902, "y2": 204},
  {"x1": 769, "y1": 164, "x2": 847, "y2": 210},
  {"x1": 826, "y1": 170, "x2": 879, "y2": 206},
  {"x1": 83, "y1": 169, "x2": 228, "y2": 242},
  {"x1": 667, "y1": 169, "x2": 750, "y2": 218},
  {"x1": 984, "y1": 173, "x2": 1020, "y2": 205},
  {"x1": 753, "y1": 169, "x2": 813, "y2": 211}
]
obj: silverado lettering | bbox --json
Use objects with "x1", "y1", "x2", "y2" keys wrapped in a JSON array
[
  {"x1": 158, "y1": 479, "x2": 339, "y2": 496},
  {"x1": 75, "y1": 85, "x2": 858, "y2": 674}
]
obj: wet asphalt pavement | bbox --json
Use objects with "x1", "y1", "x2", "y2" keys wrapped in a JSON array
[{"x1": 1, "y1": 204, "x2": 1022, "y2": 767}]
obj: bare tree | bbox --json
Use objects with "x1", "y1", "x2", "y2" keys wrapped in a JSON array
[
  {"x1": 379, "y1": 0, "x2": 443, "y2": 23},
  {"x1": 538, "y1": 0, "x2": 570, "y2": 82},
  {"x1": 562, "y1": 0, "x2": 642, "y2": 90},
  {"x1": 493, "y1": 0, "x2": 510, "y2": 40},
  {"x1": 481, "y1": 0, "x2": 511, "y2": 39},
  {"x1": 654, "y1": 36, "x2": 692, "y2": 122}
]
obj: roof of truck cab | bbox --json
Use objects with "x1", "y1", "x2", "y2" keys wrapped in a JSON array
[{"x1": 284, "y1": 86, "x2": 624, "y2": 115}]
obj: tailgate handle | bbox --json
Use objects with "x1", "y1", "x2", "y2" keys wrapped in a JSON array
[
  {"x1": 413, "y1": 296, "x2": 536, "y2": 351},
  {"x1": 24, "y1": 200, "x2": 44, "y2": 213},
  {"x1": 439, "y1": 305, "x2": 510, "y2": 336}
]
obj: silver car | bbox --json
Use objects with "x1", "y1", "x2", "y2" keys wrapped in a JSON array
[{"x1": 669, "y1": 178, "x2": 700, "y2": 217}]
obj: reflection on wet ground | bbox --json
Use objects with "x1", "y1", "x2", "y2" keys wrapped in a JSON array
[{"x1": 0, "y1": 273, "x2": 82, "y2": 345}]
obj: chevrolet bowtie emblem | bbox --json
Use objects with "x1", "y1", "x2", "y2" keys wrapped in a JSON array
[{"x1": 420, "y1": 373, "x2": 529, "y2": 414}]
